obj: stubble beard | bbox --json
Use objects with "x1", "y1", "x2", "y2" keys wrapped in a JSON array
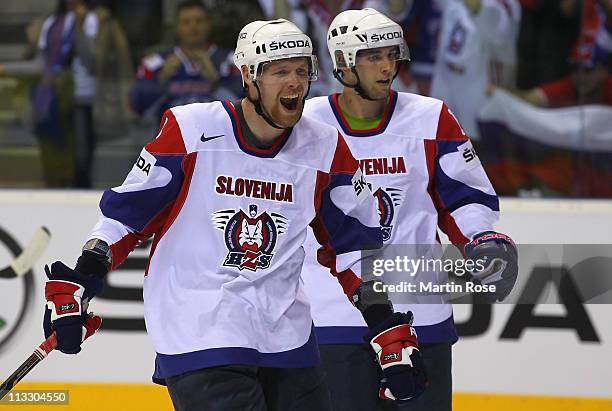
[{"x1": 268, "y1": 98, "x2": 304, "y2": 128}]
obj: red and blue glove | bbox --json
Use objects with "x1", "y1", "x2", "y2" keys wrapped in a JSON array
[
  {"x1": 366, "y1": 312, "x2": 428, "y2": 402},
  {"x1": 43, "y1": 261, "x2": 104, "y2": 354}
]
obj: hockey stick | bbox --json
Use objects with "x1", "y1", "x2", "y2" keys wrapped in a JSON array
[
  {"x1": 0, "y1": 315, "x2": 101, "y2": 401},
  {"x1": 0, "y1": 227, "x2": 51, "y2": 279}
]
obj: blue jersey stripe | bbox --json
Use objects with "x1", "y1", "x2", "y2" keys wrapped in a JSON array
[
  {"x1": 318, "y1": 174, "x2": 382, "y2": 254},
  {"x1": 100, "y1": 154, "x2": 185, "y2": 232},
  {"x1": 152, "y1": 326, "x2": 320, "y2": 384},
  {"x1": 434, "y1": 141, "x2": 499, "y2": 213},
  {"x1": 221, "y1": 100, "x2": 294, "y2": 158}
]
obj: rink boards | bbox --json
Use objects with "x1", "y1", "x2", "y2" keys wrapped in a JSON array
[{"x1": 0, "y1": 190, "x2": 611, "y2": 410}]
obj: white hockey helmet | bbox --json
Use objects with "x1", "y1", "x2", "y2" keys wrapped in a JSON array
[
  {"x1": 327, "y1": 8, "x2": 409, "y2": 71},
  {"x1": 234, "y1": 19, "x2": 318, "y2": 84}
]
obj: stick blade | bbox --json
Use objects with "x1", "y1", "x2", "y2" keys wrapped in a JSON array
[{"x1": 0, "y1": 226, "x2": 51, "y2": 279}]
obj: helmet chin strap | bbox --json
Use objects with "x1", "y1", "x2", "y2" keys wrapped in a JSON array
[
  {"x1": 333, "y1": 63, "x2": 402, "y2": 102},
  {"x1": 247, "y1": 80, "x2": 313, "y2": 130},
  {"x1": 333, "y1": 68, "x2": 377, "y2": 101},
  {"x1": 249, "y1": 82, "x2": 285, "y2": 130}
]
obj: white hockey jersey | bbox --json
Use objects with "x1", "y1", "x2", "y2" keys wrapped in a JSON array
[
  {"x1": 430, "y1": 0, "x2": 520, "y2": 138},
  {"x1": 87, "y1": 100, "x2": 381, "y2": 381},
  {"x1": 302, "y1": 91, "x2": 500, "y2": 344}
]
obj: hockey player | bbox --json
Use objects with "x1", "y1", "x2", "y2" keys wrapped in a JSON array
[
  {"x1": 41, "y1": 18, "x2": 427, "y2": 410},
  {"x1": 301, "y1": 8, "x2": 518, "y2": 411}
]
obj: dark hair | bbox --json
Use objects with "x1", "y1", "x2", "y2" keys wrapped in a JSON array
[
  {"x1": 176, "y1": 0, "x2": 208, "y2": 17},
  {"x1": 88, "y1": 0, "x2": 119, "y2": 14},
  {"x1": 55, "y1": 0, "x2": 91, "y2": 15},
  {"x1": 55, "y1": 0, "x2": 68, "y2": 15}
]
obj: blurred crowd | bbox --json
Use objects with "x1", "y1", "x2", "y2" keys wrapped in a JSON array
[{"x1": 0, "y1": 0, "x2": 610, "y2": 196}]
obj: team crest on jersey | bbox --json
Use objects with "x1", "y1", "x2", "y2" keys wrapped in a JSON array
[
  {"x1": 212, "y1": 205, "x2": 288, "y2": 272},
  {"x1": 373, "y1": 187, "x2": 403, "y2": 242}
]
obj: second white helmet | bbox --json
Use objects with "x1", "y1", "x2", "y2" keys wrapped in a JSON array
[
  {"x1": 327, "y1": 8, "x2": 409, "y2": 72},
  {"x1": 234, "y1": 19, "x2": 318, "y2": 84}
]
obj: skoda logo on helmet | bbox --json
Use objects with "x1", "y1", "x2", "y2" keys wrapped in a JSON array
[
  {"x1": 370, "y1": 31, "x2": 402, "y2": 42},
  {"x1": 269, "y1": 39, "x2": 310, "y2": 51}
]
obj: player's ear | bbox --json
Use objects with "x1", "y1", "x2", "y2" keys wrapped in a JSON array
[
  {"x1": 240, "y1": 65, "x2": 257, "y2": 99},
  {"x1": 240, "y1": 65, "x2": 252, "y2": 87},
  {"x1": 340, "y1": 66, "x2": 355, "y2": 83}
]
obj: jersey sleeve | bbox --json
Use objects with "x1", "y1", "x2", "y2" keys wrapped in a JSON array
[
  {"x1": 425, "y1": 103, "x2": 500, "y2": 246},
  {"x1": 88, "y1": 109, "x2": 196, "y2": 271},
  {"x1": 309, "y1": 133, "x2": 383, "y2": 299}
]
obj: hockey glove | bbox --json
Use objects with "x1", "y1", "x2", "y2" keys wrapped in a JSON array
[
  {"x1": 43, "y1": 261, "x2": 104, "y2": 354},
  {"x1": 366, "y1": 312, "x2": 427, "y2": 402},
  {"x1": 464, "y1": 231, "x2": 518, "y2": 302}
]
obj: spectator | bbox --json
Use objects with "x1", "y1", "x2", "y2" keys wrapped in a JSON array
[
  {"x1": 0, "y1": 0, "x2": 99, "y2": 188},
  {"x1": 518, "y1": 0, "x2": 612, "y2": 90},
  {"x1": 430, "y1": 0, "x2": 521, "y2": 139},
  {"x1": 516, "y1": 1, "x2": 581, "y2": 90},
  {"x1": 507, "y1": 46, "x2": 611, "y2": 107},
  {"x1": 598, "y1": 15, "x2": 612, "y2": 53},
  {"x1": 567, "y1": 0, "x2": 612, "y2": 52},
  {"x1": 90, "y1": 2, "x2": 134, "y2": 143},
  {"x1": 395, "y1": 0, "x2": 444, "y2": 96},
  {"x1": 129, "y1": 0, "x2": 242, "y2": 121}
]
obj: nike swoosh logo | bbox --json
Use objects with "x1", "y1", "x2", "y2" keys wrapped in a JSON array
[{"x1": 200, "y1": 134, "x2": 224, "y2": 142}]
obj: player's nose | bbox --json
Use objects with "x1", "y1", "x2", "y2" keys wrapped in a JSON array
[
  {"x1": 285, "y1": 71, "x2": 303, "y2": 87},
  {"x1": 380, "y1": 56, "x2": 395, "y2": 74}
]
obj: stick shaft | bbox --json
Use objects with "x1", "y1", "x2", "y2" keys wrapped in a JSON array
[
  {"x1": 0, "y1": 352, "x2": 44, "y2": 400},
  {"x1": 0, "y1": 333, "x2": 56, "y2": 401}
]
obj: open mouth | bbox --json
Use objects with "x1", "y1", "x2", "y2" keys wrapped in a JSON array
[
  {"x1": 280, "y1": 94, "x2": 300, "y2": 111},
  {"x1": 377, "y1": 79, "x2": 391, "y2": 85}
]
